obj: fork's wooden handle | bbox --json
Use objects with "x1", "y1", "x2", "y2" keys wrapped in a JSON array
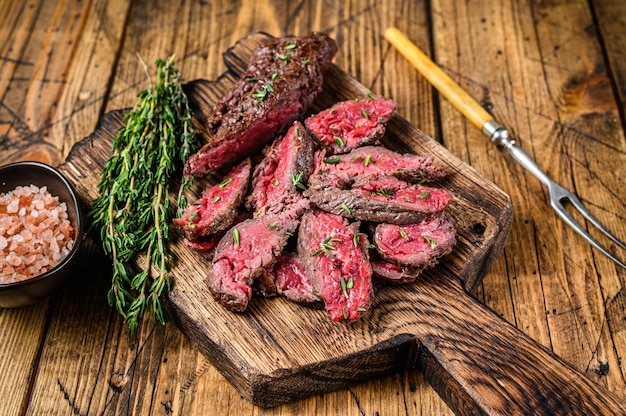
[{"x1": 385, "y1": 27, "x2": 493, "y2": 132}]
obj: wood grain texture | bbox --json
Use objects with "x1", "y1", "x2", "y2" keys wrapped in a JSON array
[{"x1": 1, "y1": 0, "x2": 626, "y2": 415}]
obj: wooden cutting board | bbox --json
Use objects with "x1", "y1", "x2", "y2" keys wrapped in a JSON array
[{"x1": 58, "y1": 33, "x2": 626, "y2": 414}]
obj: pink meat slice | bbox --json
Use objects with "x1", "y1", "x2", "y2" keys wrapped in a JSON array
[
  {"x1": 174, "y1": 158, "x2": 251, "y2": 240},
  {"x1": 298, "y1": 209, "x2": 373, "y2": 323},
  {"x1": 305, "y1": 96, "x2": 396, "y2": 154},
  {"x1": 271, "y1": 252, "x2": 322, "y2": 307}
]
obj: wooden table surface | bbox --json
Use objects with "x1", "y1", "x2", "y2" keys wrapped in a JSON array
[{"x1": 1, "y1": 0, "x2": 625, "y2": 415}]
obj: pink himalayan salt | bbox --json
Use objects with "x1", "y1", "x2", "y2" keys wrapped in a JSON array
[{"x1": 0, "y1": 185, "x2": 75, "y2": 284}]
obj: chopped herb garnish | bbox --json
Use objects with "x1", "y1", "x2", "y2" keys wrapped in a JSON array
[
  {"x1": 295, "y1": 126, "x2": 300, "y2": 136},
  {"x1": 233, "y1": 228, "x2": 240, "y2": 246},
  {"x1": 341, "y1": 203, "x2": 351, "y2": 214},
  {"x1": 342, "y1": 308, "x2": 348, "y2": 320},
  {"x1": 367, "y1": 243, "x2": 376, "y2": 249},
  {"x1": 353, "y1": 231, "x2": 358, "y2": 247},
  {"x1": 417, "y1": 178, "x2": 426, "y2": 184},
  {"x1": 323, "y1": 157, "x2": 341, "y2": 164},
  {"x1": 341, "y1": 276, "x2": 349, "y2": 298},
  {"x1": 219, "y1": 177, "x2": 233, "y2": 188},
  {"x1": 329, "y1": 124, "x2": 340, "y2": 131},
  {"x1": 271, "y1": 73, "x2": 279, "y2": 80},
  {"x1": 347, "y1": 277, "x2": 354, "y2": 289},
  {"x1": 268, "y1": 222, "x2": 278, "y2": 230},
  {"x1": 334, "y1": 136, "x2": 345, "y2": 147},
  {"x1": 328, "y1": 108, "x2": 336, "y2": 115},
  {"x1": 284, "y1": 42, "x2": 296, "y2": 50},
  {"x1": 367, "y1": 92, "x2": 376, "y2": 99},
  {"x1": 351, "y1": 156, "x2": 360, "y2": 163},
  {"x1": 303, "y1": 58, "x2": 310, "y2": 65},
  {"x1": 246, "y1": 77, "x2": 258, "y2": 83},
  {"x1": 424, "y1": 235, "x2": 438, "y2": 248},
  {"x1": 419, "y1": 191, "x2": 430, "y2": 199},
  {"x1": 187, "y1": 211, "x2": 198, "y2": 222},
  {"x1": 285, "y1": 231, "x2": 294, "y2": 237},
  {"x1": 311, "y1": 248, "x2": 323, "y2": 257},
  {"x1": 274, "y1": 179, "x2": 279, "y2": 186},
  {"x1": 291, "y1": 171, "x2": 307, "y2": 190},
  {"x1": 361, "y1": 109, "x2": 369, "y2": 120},
  {"x1": 276, "y1": 53, "x2": 293, "y2": 63},
  {"x1": 213, "y1": 196, "x2": 221, "y2": 203},
  {"x1": 252, "y1": 83, "x2": 274, "y2": 103},
  {"x1": 357, "y1": 307, "x2": 367, "y2": 312},
  {"x1": 404, "y1": 199, "x2": 413, "y2": 203},
  {"x1": 364, "y1": 155, "x2": 371, "y2": 166},
  {"x1": 398, "y1": 228, "x2": 408, "y2": 239}
]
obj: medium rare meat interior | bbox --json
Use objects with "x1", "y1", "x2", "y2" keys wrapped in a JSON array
[{"x1": 178, "y1": 32, "x2": 457, "y2": 323}]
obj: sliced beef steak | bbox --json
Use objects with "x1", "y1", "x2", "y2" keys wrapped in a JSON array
[
  {"x1": 174, "y1": 159, "x2": 251, "y2": 240},
  {"x1": 298, "y1": 209, "x2": 373, "y2": 323},
  {"x1": 373, "y1": 212, "x2": 456, "y2": 269},
  {"x1": 312, "y1": 145, "x2": 448, "y2": 184},
  {"x1": 305, "y1": 96, "x2": 396, "y2": 154},
  {"x1": 247, "y1": 121, "x2": 315, "y2": 216},
  {"x1": 206, "y1": 199, "x2": 308, "y2": 312},
  {"x1": 185, "y1": 32, "x2": 338, "y2": 177},
  {"x1": 270, "y1": 252, "x2": 323, "y2": 307},
  {"x1": 305, "y1": 174, "x2": 453, "y2": 224},
  {"x1": 370, "y1": 259, "x2": 421, "y2": 285}
]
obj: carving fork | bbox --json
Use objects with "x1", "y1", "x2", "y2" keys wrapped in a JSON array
[{"x1": 384, "y1": 27, "x2": 626, "y2": 269}]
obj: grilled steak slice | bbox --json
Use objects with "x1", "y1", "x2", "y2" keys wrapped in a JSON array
[
  {"x1": 175, "y1": 158, "x2": 251, "y2": 240},
  {"x1": 312, "y1": 145, "x2": 448, "y2": 184},
  {"x1": 298, "y1": 209, "x2": 373, "y2": 323},
  {"x1": 370, "y1": 259, "x2": 421, "y2": 285},
  {"x1": 270, "y1": 252, "x2": 323, "y2": 307},
  {"x1": 373, "y1": 212, "x2": 456, "y2": 269},
  {"x1": 247, "y1": 121, "x2": 315, "y2": 216},
  {"x1": 184, "y1": 32, "x2": 338, "y2": 177},
  {"x1": 305, "y1": 96, "x2": 396, "y2": 154},
  {"x1": 206, "y1": 199, "x2": 308, "y2": 312},
  {"x1": 305, "y1": 174, "x2": 453, "y2": 224}
]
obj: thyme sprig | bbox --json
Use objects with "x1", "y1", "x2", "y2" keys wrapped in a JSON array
[{"x1": 89, "y1": 55, "x2": 196, "y2": 336}]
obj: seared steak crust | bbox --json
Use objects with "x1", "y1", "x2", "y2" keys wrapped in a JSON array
[
  {"x1": 184, "y1": 32, "x2": 338, "y2": 177},
  {"x1": 297, "y1": 209, "x2": 373, "y2": 323},
  {"x1": 305, "y1": 174, "x2": 453, "y2": 224}
]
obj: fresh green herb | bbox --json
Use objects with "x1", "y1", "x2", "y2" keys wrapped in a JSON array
[
  {"x1": 187, "y1": 211, "x2": 198, "y2": 222},
  {"x1": 372, "y1": 187, "x2": 395, "y2": 197},
  {"x1": 219, "y1": 177, "x2": 233, "y2": 188},
  {"x1": 285, "y1": 231, "x2": 294, "y2": 237},
  {"x1": 398, "y1": 228, "x2": 408, "y2": 239},
  {"x1": 342, "y1": 308, "x2": 348, "y2": 320},
  {"x1": 361, "y1": 109, "x2": 369, "y2": 120},
  {"x1": 329, "y1": 124, "x2": 340, "y2": 131},
  {"x1": 353, "y1": 231, "x2": 359, "y2": 247},
  {"x1": 328, "y1": 108, "x2": 336, "y2": 115},
  {"x1": 284, "y1": 42, "x2": 296, "y2": 50},
  {"x1": 276, "y1": 53, "x2": 293, "y2": 64},
  {"x1": 341, "y1": 203, "x2": 351, "y2": 214},
  {"x1": 268, "y1": 222, "x2": 278, "y2": 230},
  {"x1": 364, "y1": 155, "x2": 371, "y2": 166},
  {"x1": 323, "y1": 157, "x2": 341, "y2": 164},
  {"x1": 291, "y1": 171, "x2": 307, "y2": 190},
  {"x1": 357, "y1": 307, "x2": 367, "y2": 312},
  {"x1": 367, "y1": 92, "x2": 376, "y2": 99},
  {"x1": 303, "y1": 58, "x2": 310, "y2": 65},
  {"x1": 233, "y1": 228, "x2": 240, "y2": 246},
  {"x1": 271, "y1": 73, "x2": 279, "y2": 80},
  {"x1": 311, "y1": 248, "x2": 323, "y2": 257},
  {"x1": 334, "y1": 136, "x2": 345, "y2": 147},
  {"x1": 252, "y1": 83, "x2": 274, "y2": 104},
  {"x1": 89, "y1": 55, "x2": 197, "y2": 336},
  {"x1": 424, "y1": 235, "x2": 438, "y2": 248},
  {"x1": 347, "y1": 277, "x2": 354, "y2": 289},
  {"x1": 274, "y1": 179, "x2": 280, "y2": 186},
  {"x1": 213, "y1": 196, "x2": 220, "y2": 203},
  {"x1": 367, "y1": 243, "x2": 376, "y2": 249},
  {"x1": 417, "y1": 178, "x2": 426, "y2": 184},
  {"x1": 246, "y1": 77, "x2": 258, "y2": 83},
  {"x1": 341, "y1": 276, "x2": 349, "y2": 298},
  {"x1": 419, "y1": 191, "x2": 430, "y2": 199}
]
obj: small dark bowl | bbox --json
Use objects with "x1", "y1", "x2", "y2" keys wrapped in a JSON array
[{"x1": 0, "y1": 161, "x2": 84, "y2": 308}]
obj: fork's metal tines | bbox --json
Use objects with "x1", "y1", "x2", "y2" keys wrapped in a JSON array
[{"x1": 487, "y1": 123, "x2": 626, "y2": 270}]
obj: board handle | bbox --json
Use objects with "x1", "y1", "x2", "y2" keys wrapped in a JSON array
[
  {"x1": 406, "y1": 274, "x2": 626, "y2": 415},
  {"x1": 384, "y1": 27, "x2": 493, "y2": 132}
]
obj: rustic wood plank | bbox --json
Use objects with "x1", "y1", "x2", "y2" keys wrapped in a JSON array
[{"x1": 430, "y1": 0, "x2": 626, "y2": 401}]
